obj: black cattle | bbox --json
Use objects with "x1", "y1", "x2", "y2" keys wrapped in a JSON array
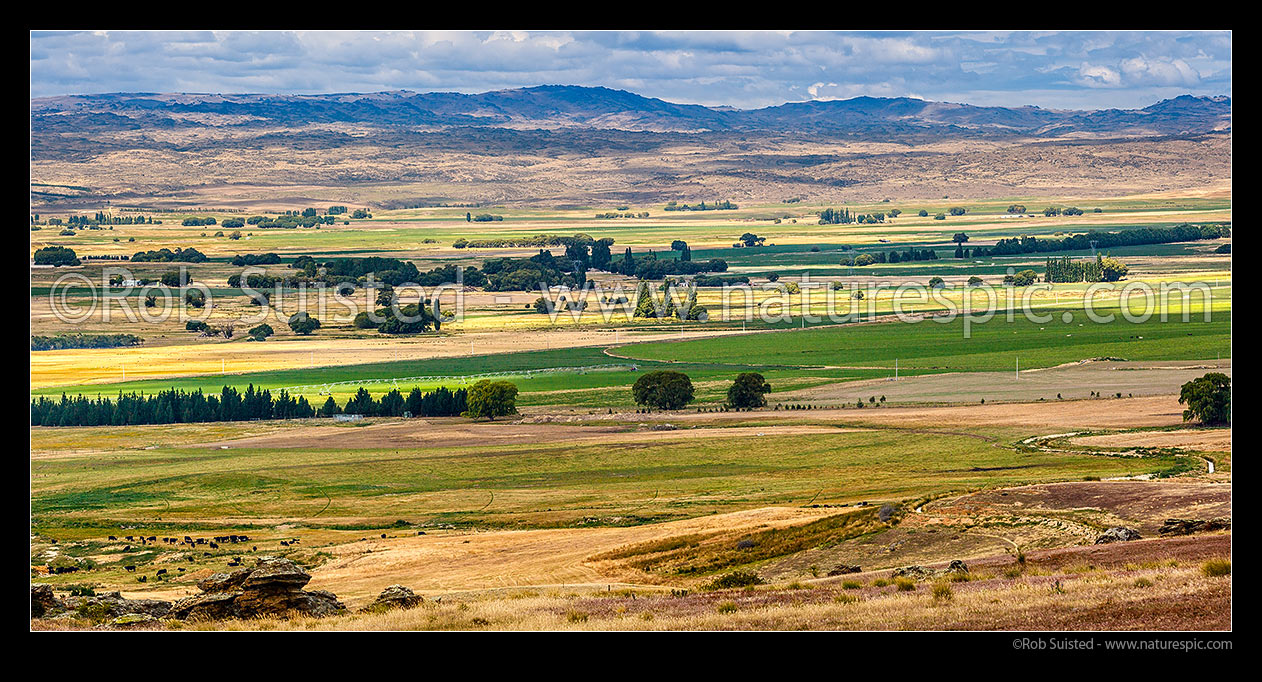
[
  {"x1": 156, "y1": 569, "x2": 167, "y2": 575},
  {"x1": 137, "y1": 576, "x2": 146, "y2": 582},
  {"x1": 124, "y1": 565, "x2": 136, "y2": 572},
  {"x1": 381, "y1": 534, "x2": 387, "y2": 539},
  {"x1": 108, "y1": 535, "x2": 117, "y2": 541},
  {"x1": 209, "y1": 542, "x2": 219, "y2": 549}
]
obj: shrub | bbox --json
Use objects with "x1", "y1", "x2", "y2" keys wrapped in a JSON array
[
  {"x1": 248, "y1": 323, "x2": 274, "y2": 341},
  {"x1": 931, "y1": 581, "x2": 953, "y2": 602},
  {"x1": 1133, "y1": 577, "x2": 1153, "y2": 588},
  {"x1": 716, "y1": 601, "x2": 738, "y2": 614},
  {"x1": 706, "y1": 570, "x2": 764, "y2": 590},
  {"x1": 841, "y1": 580, "x2": 862, "y2": 590},
  {"x1": 833, "y1": 593, "x2": 860, "y2": 604},
  {"x1": 895, "y1": 578, "x2": 916, "y2": 591},
  {"x1": 1201, "y1": 558, "x2": 1231, "y2": 577}
]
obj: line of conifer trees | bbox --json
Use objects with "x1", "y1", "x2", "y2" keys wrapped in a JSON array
[
  {"x1": 31, "y1": 384, "x2": 468, "y2": 427},
  {"x1": 973, "y1": 223, "x2": 1229, "y2": 258},
  {"x1": 320, "y1": 386, "x2": 467, "y2": 418}
]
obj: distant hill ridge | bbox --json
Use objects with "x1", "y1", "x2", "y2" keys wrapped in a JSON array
[{"x1": 31, "y1": 85, "x2": 1231, "y2": 138}]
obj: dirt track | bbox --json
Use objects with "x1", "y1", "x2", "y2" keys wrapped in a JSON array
[{"x1": 1071, "y1": 428, "x2": 1231, "y2": 452}]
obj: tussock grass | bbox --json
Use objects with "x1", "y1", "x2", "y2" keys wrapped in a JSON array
[{"x1": 1201, "y1": 558, "x2": 1231, "y2": 577}]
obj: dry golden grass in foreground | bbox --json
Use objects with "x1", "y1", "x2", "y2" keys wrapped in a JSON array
[{"x1": 32, "y1": 535, "x2": 1229, "y2": 631}]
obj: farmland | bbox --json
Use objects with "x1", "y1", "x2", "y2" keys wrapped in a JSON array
[{"x1": 29, "y1": 80, "x2": 1231, "y2": 632}]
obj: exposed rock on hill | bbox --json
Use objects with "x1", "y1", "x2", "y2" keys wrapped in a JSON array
[{"x1": 172, "y1": 556, "x2": 345, "y2": 620}]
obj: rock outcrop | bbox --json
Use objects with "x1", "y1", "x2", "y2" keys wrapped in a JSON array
[
  {"x1": 1095, "y1": 527, "x2": 1142, "y2": 544},
  {"x1": 1158, "y1": 517, "x2": 1231, "y2": 537},
  {"x1": 63, "y1": 591, "x2": 173, "y2": 619},
  {"x1": 826, "y1": 564, "x2": 861, "y2": 577},
  {"x1": 361, "y1": 584, "x2": 424, "y2": 613},
  {"x1": 171, "y1": 556, "x2": 345, "y2": 621},
  {"x1": 31, "y1": 584, "x2": 63, "y2": 617},
  {"x1": 893, "y1": 560, "x2": 968, "y2": 580}
]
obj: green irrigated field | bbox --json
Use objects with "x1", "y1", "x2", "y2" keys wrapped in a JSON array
[
  {"x1": 35, "y1": 293, "x2": 1230, "y2": 409},
  {"x1": 618, "y1": 305, "x2": 1231, "y2": 372}
]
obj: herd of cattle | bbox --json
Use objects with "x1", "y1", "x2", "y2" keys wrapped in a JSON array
[{"x1": 99, "y1": 533, "x2": 303, "y2": 582}]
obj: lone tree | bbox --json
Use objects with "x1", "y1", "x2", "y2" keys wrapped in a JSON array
[
  {"x1": 465, "y1": 380, "x2": 519, "y2": 420},
  {"x1": 632, "y1": 370, "x2": 695, "y2": 410},
  {"x1": 288, "y1": 312, "x2": 321, "y2": 335},
  {"x1": 1179, "y1": 373, "x2": 1231, "y2": 425},
  {"x1": 727, "y1": 372, "x2": 771, "y2": 408}
]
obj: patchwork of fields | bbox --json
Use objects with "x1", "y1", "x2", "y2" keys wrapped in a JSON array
[{"x1": 30, "y1": 190, "x2": 1231, "y2": 631}]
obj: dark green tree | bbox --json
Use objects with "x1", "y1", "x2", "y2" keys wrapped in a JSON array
[
  {"x1": 1179, "y1": 373, "x2": 1231, "y2": 425},
  {"x1": 727, "y1": 372, "x2": 771, "y2": 408},
  {"x1": 465, "y1": 380, "x2": 519, "y2": 420},
  {"x1": 632, "y1": 371, "x2": 695, "y2": 410}
]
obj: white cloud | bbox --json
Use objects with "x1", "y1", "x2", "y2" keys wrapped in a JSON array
[
  {"x1": 29, "y1": 30, "x2": 1231, "y2": 109},
  {"x1": 1076, "y1": 63, "x2": 1123, "y2": 88}
]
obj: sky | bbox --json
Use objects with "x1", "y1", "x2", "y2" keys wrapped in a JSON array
[{"x1": 29, "y1": 30, "x2": 1231, "y2": 110}]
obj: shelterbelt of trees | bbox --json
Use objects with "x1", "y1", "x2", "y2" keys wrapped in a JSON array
[
  {"x1": 31, "y1": 333, "x2": 143, "y2": 351},
  {"x1": 31, "y1": 385, "x2": 469, "y2": 427},
  {"x1": 972, "y1": 223, "x2": 1229, "y2": 257}
]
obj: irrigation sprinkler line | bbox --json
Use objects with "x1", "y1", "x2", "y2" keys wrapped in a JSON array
[{"x1": 274, "y1": 363, "x2": 639, "y2": 394}]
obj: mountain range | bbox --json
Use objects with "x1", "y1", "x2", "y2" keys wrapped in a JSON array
[{"x1": 31, "y1": 85, "x2": 1231, "y2": 139}]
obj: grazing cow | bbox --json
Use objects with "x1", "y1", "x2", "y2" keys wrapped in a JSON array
[
  {"x1": 122, "y1": 545, "x2": 131, "y2": 551},
  {"x1": 156, "y1": 569, "x2": 167, "y2": 575},
  {"x1": 125, "y1": 536, "x2": 134, "y2": 541},
  {"x1": 251, "y1": 546, "x2": 257, "y2": 551},
  {"x1": 178, "y1": 567, "x2": 185, "y2": 572},
  {"x1": 209, "y1": 542, "x2": 219, "y2": 549},
  {"x1": 108, "y1": 535, "x2": 117, "y2": 541},
  {"x1": 124, "y1": 565, "x2": 136, "y2": 572},
  {"x1": 381, "y1": 534, "x2": 387, "y2": 539},
  {"x1": 138, "y1": 576, "x2": 146, "y2": 583},
  {"x1": 280, "y1": 541, "x2": 290, "y2": 547},
  {"x1": 147, "y1": 536, "x2": 156, "y2": 542}
]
